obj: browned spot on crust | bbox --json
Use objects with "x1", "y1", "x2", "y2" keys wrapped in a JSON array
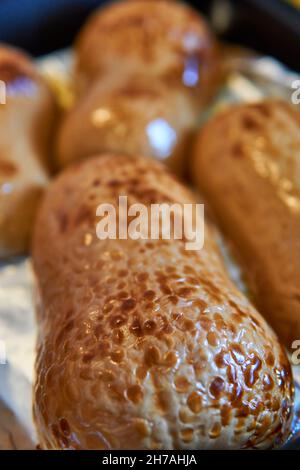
[
  {"x1": 220, "y1": 404, "x2": 231, "y2": 426},
  {"x1": 177, "y1": 286, "x2": 195, "y2": 297},
  {"x1": 181, "y1": 428, "x2": 194, "y2": 443},
  {"x1": 59, "y1": 418, "x2": 71, "y2": 437},
  {"x1": 111, "y1": 349, "x2": 124, "y2": 363},
  {"x1": 92, "y1": 178, "x2": 101, "y2": 186},
  {"x1": 121, "y1": 298, "x2": 136, "y2": 311},
  {"x1": 232, "y1": 142, "x2": 245, "y2": 159},
  {"x1": 144, "y1": 345, "x2": 160, "y2": 366},
  {"x1": 209, "y1": 377, "x2": 225, "y2": 398},
  {"x1": 143, "y1": 290, "x2": 156, "y2": 300},
  {"x1": 112, "y1": 328, "x2": 124, "y2": 345},
  {"x1": 265, "y1": 351, "x2": 275, "y2": 367},
  {"x1": 229, "y1": 343, "x2": 245, "y2": 365},
  {"x1": 119, "y1": 84, "x2": 160, "y2": 99},
  {"x1": 135, "y1": 419, "x2": 150, "y2": 438},
  {"x1": 174, "y1": 375, "x2": 190, "y2": 393},
  {"x1": 252, "y1": 102, "x2": 272, "y2": 118},
  {"x1": 108, "y1": 179, "x2": 122, "y2": 187},
  {"x1": 262, "y1": 373, "x2": 274, "y2": 391},
  {"x1": 143, "y1": 319, "x2": 156, "y2": 334},
  {"x1": 130, "y1": 317, "x2": 143, "y2": 337},
  {"x1": 110, "y1": 315, "x2": 127, "y2": 328},
  {"x1": 215, "y1": 349, "x2": 230, "y2": 368},
  {"x1": 243, "y1": 354, "x2": 262, "y2": 388},
  {"x1": 187, "y1": 391, "x2": 202, "y2": 413},
  {"x1": 163, "y1": 351, "x2": 177, "y2": 368},
  {"x1": 82, "y1": 352, "x2": 95, "y2": 363},
  {"x1": 56, "y1": 210, "x2": 68, "y2": 233},
  {"x1": 207, "y1": 331, "x2": 219, "y2": 346},
  {"x1": 74, "y1": 205, "x2": 94, "y2": 226},
  {"x1": 209, "y1": 422, "x2": 221, "y2": 439},
  {"x1": 0, "y1": 61, "x2": 32, "y2": 83},
  {"x1": 156, "y1": 390, "x2": 169, "y2": 412},
  {"x1": 127, "y1": 384, "x2": 143, "y2": 404},
  {"x1": 242, "y1": 114, "x2": 261, "y2": 131},
  {"x1": 137, "y1": 272, "x2": 148, "y2": 282},
  {"x1": 230, "y1": 382, "x2": 243, "y2": 406},
  {"x1": 0, "y1": 159, "x2": 17, "y2": 177},
  {"x1": 136, "y1": 365, "x2": 147, "y2": 381}
]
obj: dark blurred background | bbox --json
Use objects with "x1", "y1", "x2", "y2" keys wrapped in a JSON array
[{"x1": 0, "y1": 0, "x2": 299, "y2": 71}]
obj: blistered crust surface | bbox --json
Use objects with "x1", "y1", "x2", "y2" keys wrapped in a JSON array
[
  {"x1": 192, "y1": 99, "x2": 300, "y2": 347},
  {"x1": 33, "y1": 154, "x2": 293, "y2": 450}
]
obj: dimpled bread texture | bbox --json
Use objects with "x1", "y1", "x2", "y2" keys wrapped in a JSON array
[
  {"x1": 56, "y1": 76, "x2": 197, "y2": 174},
  {"x1": 75, "y1": 0, "x2": 218, "y2": 100},
  {"x1": 0, "y1": 44, "x2": 56, "y2": 257},
  {"x1": 32, "y1": 154, "x2": 294, "y2": 450},
  {"x1": 192, "y1": 99, "x2": 300, "y2": 349}
]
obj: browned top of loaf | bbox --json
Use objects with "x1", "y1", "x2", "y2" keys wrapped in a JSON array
[
  {"x1": 0, "y1": 44, "x2": 35, "y2": 83},
  {"x1": 33, "y1": 154, "x2": 293, "y2": 450},
  {"x1": 192, "y1": 99, "x2": 300, "y2": 347},
  {"x1": 75, "y1": 0, "x2": 217, "y2": 96}
]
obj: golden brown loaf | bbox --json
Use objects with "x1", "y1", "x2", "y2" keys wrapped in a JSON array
[
  {"x1": 75, "y1": 0, "x2": 218, "y2": 100},
  {"x1": 0, "y1": 44, "x2": 56, "y2": 258},
  {"x1": 33, "y1": 154, "x2": 293, "y2": 449},
  {"x1": 56, "y1": 76, "x2": 197, "y2": 173},
  {"x1": 192, "y1": 99, "x2": 300, "y2": 348},
  {"x1": 56, "y1": 0, "x2": 219, "y2": 174}
]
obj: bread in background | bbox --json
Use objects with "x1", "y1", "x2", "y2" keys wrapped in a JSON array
[
  {"x1": 75, "y1": 0, "x2": 219, "y2": 102},
  {"x1": 56, "y1": 76, "x2": 197, "y2": 174},
  {"x1": 0, "y1": 44, "x2": 56, "y2": 258},
  {"x1": 192, "y1": 99, "x2": 300, "y2": 348}
]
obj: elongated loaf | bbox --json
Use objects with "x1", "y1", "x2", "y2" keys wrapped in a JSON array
[
  {"x1": 33, "y1": 154, "x2": 293, "y2": 449},
  {"x1": 56, "y1": 76, "x2": 197, "y2": 174},
  {"x1": 56, "y1": 0, "x2": 219, "y2": 175},
  {"x1": 0, "y1": 44, "x2": 56, "y2": 258},
  {"x1": 192, "y1": 99, "x2": 300, "y2": 348}
]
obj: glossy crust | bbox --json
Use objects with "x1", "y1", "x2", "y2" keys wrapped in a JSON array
[
  {"x1": 0, "y1": 44, "x2": 56, "y2": 258},
  {"x1": 192, "y1": 99, "x2": 300, "y2": 349},
  {"x1": 75, "y1": 0, "x2": 218, "y2": 101},
  {"x1": 56, "y1": 76, "x2": 197, "y2": 174},
  {"x1": 33, "y1": 154, "x2": 293, "y2": 450}
]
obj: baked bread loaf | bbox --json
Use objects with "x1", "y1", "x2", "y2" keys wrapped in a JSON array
[
  {"x1": 33, "y1": 154, "x2": 293, "y2": 449},
  {"x1": 192, "y1": 99, "x2": 300, "y2": 348},
  {"x1": 75, "y1": 0, "x2": 218, "y2": 101},
  {"x1": 56, "y1": 0, "x2": 219, "y2": 175},
  {"x1": 56, "y1": 76, "x2": 197, "y2": 173},
  {"x1": 0, "y1": 44, "x2": 56, "y2": 258}
]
